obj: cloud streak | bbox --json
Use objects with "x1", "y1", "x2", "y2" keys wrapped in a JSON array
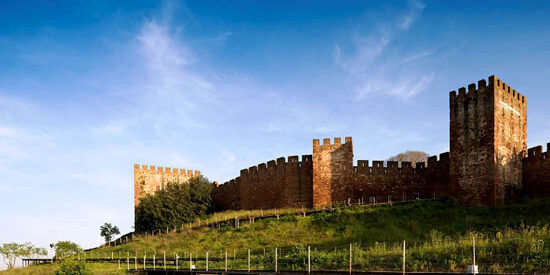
[{"x1": 334, "y1": 0, "x2": 434, "y2": 100}]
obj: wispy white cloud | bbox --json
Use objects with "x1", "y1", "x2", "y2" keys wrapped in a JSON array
[
  {"x1": 397, "y1": 0, "x2": 426, "y2": 30},
  {"x1": 214, "y1": 31, "x2": 233, "y2": 44},
  {"x1": 0, "y1": 126, "x2": 16, "y2": 137},
  {"x1": 134, "y1": 19, "x2": 219, "y2": 129},
  {"x1": 334, "y1": 0, "x2": 434, "y2": 100}
]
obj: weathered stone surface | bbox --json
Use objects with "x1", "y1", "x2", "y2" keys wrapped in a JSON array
[
  {"x1": 450, "y1": 75, "x2": 527, "y2": 206},
  {"x1": 313, "y1": 137, "x2": 354, "y2": 207},
  {"x1": 133, "y1": 164, "x2": 200, "y2": 207},
  {"x1": 211, "y1": 137, "x2": 450, "y2": 210}
]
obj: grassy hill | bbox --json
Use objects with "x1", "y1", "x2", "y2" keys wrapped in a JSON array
[
  {"x1": 5, "y1": 199, "x2": 550, "y2": 274},
  {"x1": 93, "y1": 199, "x2": 550, "y2": 273}
]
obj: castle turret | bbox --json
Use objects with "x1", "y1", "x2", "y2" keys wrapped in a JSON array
[
  {"x1": 449, "y1": 75, "x2": 527, "y2": 206},
  {"x1": 312, "y1": 137, "x2": 354, "y2": 207}
]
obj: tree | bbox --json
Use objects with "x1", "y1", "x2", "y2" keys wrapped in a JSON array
[
  {"x1": 135, "y1": 175, "x2": 214, "y2": 233},
  {"x1": 0, "y1": 243, "x2": 22, "y2": 269},
  {"x1": 100, "y1": 223, "x2": 120, "y2": 245},
  {"x1": 54, "y1": 241, "x2": 82, "y2": 260},
  {"x1": 20, "y1": 242, "x2": 47, "y2": 260},
  {"x1": 387, "y1": 150, "x2": 429, "y2": 166}
]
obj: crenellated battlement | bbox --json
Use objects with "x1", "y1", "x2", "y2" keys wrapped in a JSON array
[
  {"x1": 449, "y1": 78, "x2": 489, "y2": 102},
  {"x1": 134, "y1": 164, "x2": 200, "y2": 176},
  {"x1": 524, "y1": 143, "x2": 550, "y2": 162},
  {"x1": 313, "y1": 137, "x2": 352, "y2": 150},
  {"x1": 490, "y1": 75, "x2": 526, "y2": 104},
  {"x1": 449, "y1": 75, "x2": 526, "y2": 107},
  {"x1": 134, "y1": 163, "x2": 200, "y2": 207},
  {"x1": 523, "y1": 143, "x2": 550, "y2": 199},
  {"x1": 353, "y1": 152, "x2": 449, "y2": 175},
  {"x1": 218, "y1": 155, "x2": 313, "y2": 186}
]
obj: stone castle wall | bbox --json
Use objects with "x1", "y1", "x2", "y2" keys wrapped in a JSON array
[
  {"x1": 523, "y1": 144, "x2": 550, "y2": 199},
  {"x1": 137, "y1": 75, "x2": 550, "y2": 212},
  {"x1": 212, "y1": 155, "x2": 313, "y2": 209},
  {"x1": 134, "y1": 164, "x2": 200, "y2": 207},
  {"x1": 213, "y1": 137, "x2": 450, "y2": 210}
]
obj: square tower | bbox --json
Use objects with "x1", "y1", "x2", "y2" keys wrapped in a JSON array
[
  {"x1": 450, "y1": 75, "x2": 527, "y2": 206},
  {"x1": 312, "y1": 137, "x2": 354, "y2": 207}
]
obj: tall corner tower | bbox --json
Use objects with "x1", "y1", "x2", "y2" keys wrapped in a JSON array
[
  {"x1": 450, "y1": 75, "x2": 527, "y2": 206},
  {"x1": 312, "y1": 137, "x2": 354, "y2": 208}
]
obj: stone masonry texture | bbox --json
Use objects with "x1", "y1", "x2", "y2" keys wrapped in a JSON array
[
  {"x1": 133, "y1": 164, "x2": 200, "y2": 207},
  {"x1": 136, "y1": 75, "x2": 550, "y2": 212}
]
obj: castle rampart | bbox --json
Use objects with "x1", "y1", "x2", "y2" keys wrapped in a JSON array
[
  {"x1": 523, "y1": 143, "x2": 550, "y2": 198},
  {"x1": 212, "y1": 155, "x2": 313, "y2": 210},
  {"x1": 212, "y1": 137, "x2": 450, "y2": 210},
  {"x1": 134, "y1": 164, "x2": 200, "y2": 207},
  {"x1": 137, "y1": 75, "x2": 550, "y2": 214}
]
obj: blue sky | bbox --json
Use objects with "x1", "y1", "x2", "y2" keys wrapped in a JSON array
[{"x1": 1, "y1": 0, "x2": 550, "y2": 266}]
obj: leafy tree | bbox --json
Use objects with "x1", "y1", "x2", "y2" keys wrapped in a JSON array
[
  {"x1": 99, "y1": 223, "x2": 120, "y2": 245},
  {"x1": 54, "y1": 241, "x2": 82, "y2": 260},
  {"x1": 20, "y1": 242, "x2": 47, "y2": 259},
  {"x1": 0, "y1": 243, "x2": 22, "y2": 269},
  {"x1": 135, "y1": 175, "x2": 214, "y2": 233},
  {"x1": 387, "y1": 150, "x2": 429, "y2": 166}
]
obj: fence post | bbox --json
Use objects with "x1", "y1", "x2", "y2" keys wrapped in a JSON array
[
  {"x1": 190, "y1": 252, "x2": 192, "y2": 271},
  {"x1": 275, "y1": 247, "x2": 278, "y2": 273},
  {"x1": 127, "y1": 252, "x2": 129, "y2": 270},
  {"x1": 176, "y1": 253, "x2": 179, "y2": 270},
  {"x1": 402, "y1": 240, "x2": 406, "y2": 275},
  {"x1": 144, "y1": 251, "x2": 146, "y2": 270},
  {"x1": 308, "y1": 246, "x2": 311, "y2": 274},
  {"x1": 349, "y1": 243, "x2": 352, "y2": 274},
  {"x1": 134, "y1": 252, "x2": 137, "y2": 270},
  {"x1": 206, "y1": 251, "x2": 209, "y2": 271},
  {"x1": 164, "y1": 250, "x2": 166, "y2": 270},
  {"x1": 473, "y1": 236, "x2": 476, "y2": 275},
  {"x1": 248, "y1": 249, "x2": 250, "y2": 272},
  {"x1": 153, "y1": 254, "x2": 156, "y2": 270},
  {"x1": 225, "y1": 250, "x2": 228, "y2": 272}
]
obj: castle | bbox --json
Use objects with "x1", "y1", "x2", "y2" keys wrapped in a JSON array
[{"x1": 134, "y1": 75, "x2": 550, "y2": 210}]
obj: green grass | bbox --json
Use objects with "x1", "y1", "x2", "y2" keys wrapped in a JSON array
[
  {"x1": 11, "y1": 199, "x2": 550, "y2": 274},
  {"x1": 0, "y1": 263, "x2": 124, "y2": 275},
  {"x1": 90, "y1": 199, "x2": 550, "y2": 273}
]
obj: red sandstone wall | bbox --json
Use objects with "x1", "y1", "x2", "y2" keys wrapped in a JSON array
[
  {"x1": 450, "y1": 76, "x2": 526, "y2": 206},
  {"x1": 523, "y1": 144, "x2": 550, "y2": 198},
  {"x1": 212, "y1": 138, "x2": 450, "y2": 211},
  {"x1": 493, "y1": 77, "x2": 527, "y2": 202},
  {"x1": 312, "y1": 137, "x2": 354, "y2": 207},
  {"x1": 134, "y1": 164, "x2": 200, "y2": 207},
  {"x1": 212, "y1": 155, "x2": 313, "y2": 210},
  {"x1": 351, "y1": 153, "x2": 450, "y2": 204}
]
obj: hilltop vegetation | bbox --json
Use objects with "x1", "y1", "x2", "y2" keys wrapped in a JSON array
[
  {"x1": 135, "y1": 176, "x2": 214, "y2": 233},
  {"x1": 89, "y1": 199, "x2": 550, "y2": 273}
]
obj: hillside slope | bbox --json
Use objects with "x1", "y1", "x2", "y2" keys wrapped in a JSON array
[{"x1": 91, "y1": 199, "x2": 550, "y2": 273}]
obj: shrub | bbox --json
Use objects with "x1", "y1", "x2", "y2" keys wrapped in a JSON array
[{"x1": 55, "y1": 257, "x2": 91, "y2": 275}]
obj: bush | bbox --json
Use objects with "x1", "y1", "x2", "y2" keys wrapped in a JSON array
[{"x1": 55, "y1": 257, "x2": 90, "y2": 275}]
